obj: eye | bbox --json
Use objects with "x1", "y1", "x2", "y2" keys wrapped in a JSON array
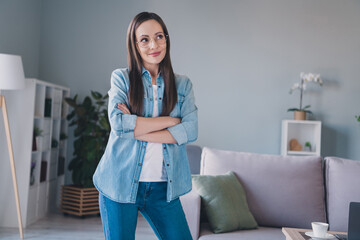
[
  {"x1": 156, "y1": 34, "x2": 165, "y2": 40},
  {"x1": 140, "y1": 37, "x2": 149, "y2": 43}
]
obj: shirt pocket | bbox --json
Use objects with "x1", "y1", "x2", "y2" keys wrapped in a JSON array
[{"x1": 169, "y1": 94, "x2": 185, "y2": 117}]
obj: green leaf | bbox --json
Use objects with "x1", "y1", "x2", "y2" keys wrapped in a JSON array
[
  {"x1": 287, "y1": 108, "x2": 300, "y2": 112},
  {"x1": 66, "y1": 90, "x2": 111, "y2": 187},
  {"x1": 303, "y1": 105, "x2": 311, "y2": 109},
  {"x1": 65, "y1": 97, "x2": 77, "y2": 108},
  {"x1": 91, "y1": 91, "x2": 102, "y2": 100},
  {"x1": 66, "y1": 110, "x2": 75, "y2": 121}
]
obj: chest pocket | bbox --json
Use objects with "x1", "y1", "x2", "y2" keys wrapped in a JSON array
[{"x1": 170, "y1": 94, "x2": 185, "y2": 117}]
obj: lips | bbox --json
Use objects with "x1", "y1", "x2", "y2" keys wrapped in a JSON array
[{"x1": 149, "y1": 51, "x2": 161, "y2": 57}]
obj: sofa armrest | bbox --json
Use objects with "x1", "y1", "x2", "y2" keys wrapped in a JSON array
[{"x1": 180, "y1": 188, "x2": 201, "y2": 240}]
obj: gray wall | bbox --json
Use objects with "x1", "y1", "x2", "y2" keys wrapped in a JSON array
[
  {"x1": 1, "y1": 1, "x2": 360, "y2": 185},
  {"x1": 0, "y1": 0, "x2": 42, "y2": 77},
  {"x1": 39, "y1": 0, "x2": 360, "y2": 165}
]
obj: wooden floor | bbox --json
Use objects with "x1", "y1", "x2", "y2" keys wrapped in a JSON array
[{"x1": 0, "y1": 213, "x2": 158, "y2": 240}]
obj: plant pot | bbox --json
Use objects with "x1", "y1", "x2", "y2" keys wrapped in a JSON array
[
  {"x1": 60, "y1": 185, "x2": 99, "y2": 216},
  {"x1": 294, "y1": 111, "x2": 306, "y2": 121}
]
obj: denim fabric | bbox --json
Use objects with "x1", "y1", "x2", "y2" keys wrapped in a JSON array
[
  {"x1": 99, "y1": 182, "x2": 193, "y2": 240},
  {"x1": 93, "y1": 68, "x2": 198, "y2": 203}
]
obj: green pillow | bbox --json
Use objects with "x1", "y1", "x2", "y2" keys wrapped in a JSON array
[{"x1": 192, "y1": 171, "x2": 258, "y2": 233}]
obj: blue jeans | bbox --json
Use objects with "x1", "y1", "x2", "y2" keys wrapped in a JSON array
[{"x1": 99, "y1": 182, "x2": 192, "y2": 240}]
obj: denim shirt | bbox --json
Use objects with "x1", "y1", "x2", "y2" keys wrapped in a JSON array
[{"x1": 93, "y1": 67, "x2": 198, "y2": 203}]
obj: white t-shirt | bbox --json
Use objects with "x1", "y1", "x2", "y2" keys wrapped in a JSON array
[{"x1": 139, "y1": 85, "x2": 168, "y2": 182}]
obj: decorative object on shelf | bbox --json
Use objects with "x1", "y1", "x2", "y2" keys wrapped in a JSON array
[
  {"x1": 30, "y1": 162, "x2": 36, "y2": 186},
  {"x1": 305, "y1": 141, "x2": 312, "y2": 152},
  {"x1": 33, "y1": 127, "x2": 43, "y2": 151},
  {"x1": 0, "y1": 53, "x2": 25, "y2": 239},
  {"x1": 60, "y1": 185, "x2": 99, "y2": 217},
  {"x1": 281, "y1": 120, "x2": 321, "y2": 156},
  {"x1": 65, "y1": 91, "x2": 110, "y2": 188},
  {"x1": 44, "y1": 98, "x2": 52, "y2": 117},
  {"x1": 40, "y1": 161, "x2": 47, "y2": 182},
  {"x1": 287, "y1": 72, "x2": 323, "y2": 120},
  {"x1": 289, "y1": 138, "x2": 302, "y2": 151},
  {"x1": 51, "y1": 139, "x2": 58, "y2": 148}
]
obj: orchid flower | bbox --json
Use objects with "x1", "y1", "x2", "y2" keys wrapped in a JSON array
[{"x1": 288, "y1": 72, "x2": 323, "y2": 113}]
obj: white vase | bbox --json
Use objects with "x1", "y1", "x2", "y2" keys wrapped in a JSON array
[{"x1": 35, "y1": 136, "x2": 43, "y2": 152}]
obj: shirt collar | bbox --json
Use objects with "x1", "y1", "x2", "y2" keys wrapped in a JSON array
[{"x1": 141, "y1": 66, "x2": 162, "y2": 79}]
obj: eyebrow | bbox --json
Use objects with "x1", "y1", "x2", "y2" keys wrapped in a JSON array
[{"x1": 138, "y1": 32, "x2": 164, "y2": 37}]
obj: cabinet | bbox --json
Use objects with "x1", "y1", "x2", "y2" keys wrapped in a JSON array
[
  {"x1": 281, "y1": 120, "x2": 321, "y2": 156},
  {"x1": 0, "y1": 79, "x2": 69, "y2": 228}
]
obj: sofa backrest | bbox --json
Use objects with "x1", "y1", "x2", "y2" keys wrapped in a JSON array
[
  {"x1": 200, "y1": 147, "x2": 326, "y2": 228},
  {"x1": 325, "y1": 157, "x2": 360, "y2": 232}
]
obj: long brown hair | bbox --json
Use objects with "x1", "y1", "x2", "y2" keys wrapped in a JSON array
[{"x1": 126, "y1": 12, "x2": 177, "y2": 116}]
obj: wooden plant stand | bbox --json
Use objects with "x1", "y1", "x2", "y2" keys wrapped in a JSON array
[{"x1": 60, "y1": 185, "x2": 99, "y2": 216}]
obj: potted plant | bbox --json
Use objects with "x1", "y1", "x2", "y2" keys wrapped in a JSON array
[
  {"x1": 61, "y1": 91, "x2": 110, "y2": 217},
  {"x1": 33, "y1": 127, "x2": 43, "y2": 151},
  {"x1": 287, "y1": 72, "x2": 323, "y2": 120},
  {"x1": 356, "y1": 115, "x2": 360, "y2": 122}
]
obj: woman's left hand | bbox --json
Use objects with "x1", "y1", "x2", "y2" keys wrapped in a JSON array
[{"x1": 117, "y1": 103, "x2": 131, "y2": 115}]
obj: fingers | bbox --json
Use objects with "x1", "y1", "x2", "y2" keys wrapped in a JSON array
[{"x1": 117, "y1": 103, "x2": 131, "y2": 114}]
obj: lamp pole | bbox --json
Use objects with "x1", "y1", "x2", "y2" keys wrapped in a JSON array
[
  {"x1": 0, "y1": 95, "x2": 24, "y2": 239},
  {"x1": 0, "y1": 53, "x2": 25, "y2": 239}
]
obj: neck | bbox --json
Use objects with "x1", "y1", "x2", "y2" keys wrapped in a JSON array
[{"x1": 143, "y1": 63, "x2": 159, "y2": 79}]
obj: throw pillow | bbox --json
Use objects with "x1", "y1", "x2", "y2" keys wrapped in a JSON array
[{"x1": 192, "y1": 171, "x2": 258, "y2": 233}]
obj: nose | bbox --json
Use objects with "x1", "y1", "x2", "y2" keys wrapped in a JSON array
[{"x1": 149, "y1": 38, "x2": 159, "y2": 49}]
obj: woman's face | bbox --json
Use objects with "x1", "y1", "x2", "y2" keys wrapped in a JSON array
[{"x1": 135, "y1": 19, "x2": 167, "y2": 70}]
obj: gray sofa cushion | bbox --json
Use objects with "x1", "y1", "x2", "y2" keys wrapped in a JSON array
[
  {"x1": 325, "y1": 157, "x2": 360, "y2": 232},
  {"x1": 199, "y1": 223, "x2": 285, "y2": 240},
  {"x1": 201, "y1": 147, "x2": 326, "y2": 228}
]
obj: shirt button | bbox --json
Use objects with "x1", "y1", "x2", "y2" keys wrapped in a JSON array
[
  {"x1": 163, "y1": 146, "x2": 166, "y2": 149},
  {"x1": 149, "y1": 85, "x2": 151, "y2": 88},
  {"x1": 138, "y1": 163, "x2": 142, "y2": 166},
  {"x1": 167, "y1": 163, "x2": 170, "y2": 167},
  {"x1": 159, "y1": 97, "x2": 162, "y2": 100},
  {"x1": 158, "y1": 85, "x2": 161, "y2": 88},
  {"x1": 169, "y1": 180, "x2": 172, "y2": 183},
  {"x1": 134, "y1": 180, "x2": 138, "y2": 183}
]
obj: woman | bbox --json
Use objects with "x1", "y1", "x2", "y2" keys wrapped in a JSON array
[{"x1": 93, "y1": 12, "x2": 198, "y2": 240}]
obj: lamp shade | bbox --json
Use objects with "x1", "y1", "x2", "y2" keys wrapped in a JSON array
[{"x1": 0, "y1": 53, "x2": 25, "y2": 90}]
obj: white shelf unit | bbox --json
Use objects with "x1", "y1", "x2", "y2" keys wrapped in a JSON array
[
  {"x1": 0, "y1": 78, "x2": 70, "y2": 228},
  {"x1": 281, "y1": 120, "x2": 322, "y2": 156}
]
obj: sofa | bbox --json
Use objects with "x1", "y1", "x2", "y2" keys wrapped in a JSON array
[{"x1": 180, "y1": 147, "x2": 360, "y2": 240}]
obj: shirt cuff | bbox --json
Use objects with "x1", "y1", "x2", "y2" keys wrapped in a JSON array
[
  {"x1": 122, "y1": 114, "x2": 137, "y2": 132},
  {"x1": 168, "y1": 124, "x2": 188, "y2": 145}
]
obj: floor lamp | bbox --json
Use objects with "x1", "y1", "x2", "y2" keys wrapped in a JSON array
[{"x1": 0, "y1": 53, "x2": 25, "y2": 239}]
